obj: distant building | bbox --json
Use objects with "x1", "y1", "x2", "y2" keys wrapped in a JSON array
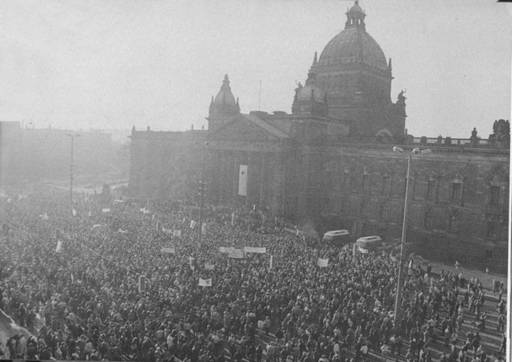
[
  {"x1": 0, "y1": 124, "x2": 115, "y2": 188},
  {"x1": 129, "y1": 1, "x2": 510, "y2": 272}
]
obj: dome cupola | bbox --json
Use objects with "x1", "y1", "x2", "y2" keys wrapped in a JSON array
[{"x1": 208, "y1": 74, "x2": 240, "y2": 131}]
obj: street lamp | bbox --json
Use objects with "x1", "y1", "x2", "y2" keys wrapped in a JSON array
[
  {"x1": 198, "y1": 140, "x2": 208, "y2": 245},
  {"x1": 392, "y1": 146, "x2": 431, "y2": 327},
  {"x1": 65, "y1": 133, "x2": 80, "y2": 215}
]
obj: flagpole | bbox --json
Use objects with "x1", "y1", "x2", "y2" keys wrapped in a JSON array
[{"x1": 394, "y1": 153, "x2": 411, "y2": 327}]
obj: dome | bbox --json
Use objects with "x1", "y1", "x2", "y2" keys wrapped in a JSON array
[
  {"x1": 317, "y1": 1, "x2": 388, "y2": 71},
  {"x1": 214, "y1": 74, "x2": 236, "y2": 106},
  {"x1": 318, "y1": 28, "x2": 387, "y2": 71}
]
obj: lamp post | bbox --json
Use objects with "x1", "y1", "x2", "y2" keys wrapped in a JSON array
[
  {"x1": 65, "y1": 133, "x2": 80, "y2": 215},
  {"x1": 198, "y1": 141, "x2": 208, "y2": 245},
  {"x1": 392, "y1": 146, "x2": 431, "y2": 327}
]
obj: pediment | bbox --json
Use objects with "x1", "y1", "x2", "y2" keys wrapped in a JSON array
[{"x1": 208, "y1": 114, "x2": 287, "y2": 142}]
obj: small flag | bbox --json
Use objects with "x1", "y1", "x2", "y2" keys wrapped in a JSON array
[
  {"x1": 390, "y1": 255, "x2": 398, "y2": 262},
  {"x1": 173, "y1": 229, "x2": 182, "y2": 238},
  {"x1": 201, "y1": 223, "x2": 207, "y2": 235},
  {"x1": 204, "y1": 262, "x2": 215, "y2": 271},
  {"x1": 72, "y1": 208, "x2": 77, "y2": 217},
  {"x1": 408, "y1": 259, "x2": 413, "y2": 269},
  {"x1": 56, "y1": 240, "x2": 63, "y2": 253},
  {"x1": 39, "y1": 213, "x2": 49, "y2": 220},
  {"x1": 231, "y1": 212, "x2": 235, "y2": 226},
  {"x1": 198, "y1": 278, "x2": 212, "y2": 287},
  {"x1": 118, "y1": 228, "x2": 129, "y2": 234},
  {"x1": 189, "y1": 256, "x2": 195, "y2": 270},
  {"x1": 317, "y1": 258, "x2": 329, "y2": 268},
  {"x1": 101, "y1": 208, "x2": 111, "y2": 213},
  {"x1": 392, "y1": 146, "x2": 404, "y2": 153},
  {"x1": 455, "y1": 260, "x2": 460, "y2": 269},
  {"x1": 190, "y1": 220, "x2": 197, "y2": 229}
]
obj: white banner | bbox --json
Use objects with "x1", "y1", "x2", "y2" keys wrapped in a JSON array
[
  {"x1": 161, "y1": 247, "x2": 175, "y2": 254},
  {"x1": 204, "y1": 262, "x2": 215, "y2": 271},
  {"x1": 190, "y1": 220, "x2": 197, "y2": 229},
  {"x1": 243, "y1": 247, "x2": 266, "y2": 254},
  {"x1": 55, "y1": 240, "x2": 63, "y2": 253},
  {"x1": 238, "y1": 165, "x2": 248, "y2": 196},
  {"x1": 228, "y1": 248, "x2": 245, "y2": 259},
  {"x1": 198, "y1": 278, "x2": 212, "y2": 287},
  {"x1": 173, "y1": 229, "x2": 182, "y2": 237},
  {"x1": 162, "y1": 226, "x2": 172, "y2": 235},
  {"x1": 201, "y1": 223, "x2": 207, "y2": 235},
  {"x1": 219, "y1": 247, "x2": 235, "y2": 254},
  {"x1": 101, "y1": 208, "x2": 111, "y2": 213},
  {"x1": 317, "y1": 258, "x2": 329, "y2": 268},
  {"x1": 269, "y1": 255, "x2": 273, "y2": 270}
]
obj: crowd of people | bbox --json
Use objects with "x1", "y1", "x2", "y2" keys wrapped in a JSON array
[{"x1": 0, "y1": 190, "x2": 507, "y2": 362}]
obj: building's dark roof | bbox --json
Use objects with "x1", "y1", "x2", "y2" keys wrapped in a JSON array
[{"x1": 318, "y1": 26, "x2": 387, "y2": 71}]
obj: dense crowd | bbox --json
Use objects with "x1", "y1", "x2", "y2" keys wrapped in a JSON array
[{"x1": 0, "y1": 191, "x2": 507, "y2": 362}]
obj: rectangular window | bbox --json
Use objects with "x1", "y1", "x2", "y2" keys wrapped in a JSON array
[
  {"x1": 489, "y1": 186, "x2": 500, "y2": 206},
  {"x1": 486, "y1": 221, "x2": 497, "y2": 238},
  {"x1": 426, "y1": 179, "x2": 434, "y2": 200},
  {"x1": 451, "y1": 182, "x2": 462, "y2": 202},
  {"x1": 362, "y1": 174, "x2": 368, "y2": 194}
]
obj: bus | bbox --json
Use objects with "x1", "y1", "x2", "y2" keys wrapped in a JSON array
[
  {"x1": 322, "y1": 229, "x2": 351, "y2": 247},
  {"x1": 355, "y1": 235, "x2": 383, "y2": 253}
]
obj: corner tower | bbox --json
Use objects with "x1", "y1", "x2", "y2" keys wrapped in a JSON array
[
  {"x1": 310, "y1": 1, "x2": 406, "y2": 140},
  {"x1": 208, "y1": 74, "x2": 240, "y2": 131}
]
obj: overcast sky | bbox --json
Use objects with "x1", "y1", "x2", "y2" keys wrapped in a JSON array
[{"x1": 0, "y1": 0, "x2": 510, "y2": 137}]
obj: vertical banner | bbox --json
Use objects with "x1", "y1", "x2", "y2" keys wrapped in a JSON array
[
  {"x1": 269, "y1": 255, "x2": 273, "y2": 270},
  {"x1": 238, "y1": 165, "x2": 248, "y2": 196}
]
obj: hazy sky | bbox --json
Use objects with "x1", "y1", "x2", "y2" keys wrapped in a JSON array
[{"x1": 0, "y1": 0, "x2": 510, "y2": 137}]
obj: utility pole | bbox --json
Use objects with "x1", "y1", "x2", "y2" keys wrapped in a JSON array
[
  {"x1": 394, "y1": 153, "x2": 411, "y2": 327},
  {"x1": 198, "y1": 141, "x2": 207, "y2": 245}
]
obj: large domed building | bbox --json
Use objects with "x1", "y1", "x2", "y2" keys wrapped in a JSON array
[
  {"x1": 303, "y1": 0, "x2": 406, "y2": 139},
  {"x1": 129, "y1": 1, "x2": 509, "y2": 273}
]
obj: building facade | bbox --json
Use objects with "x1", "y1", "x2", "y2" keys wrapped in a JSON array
[
  {"x1": 0, "y1": 123, "x2": 116, "y2": 188},
  {"x1": 129, "y1": 2, "x2": 510, "y2": 272}
]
